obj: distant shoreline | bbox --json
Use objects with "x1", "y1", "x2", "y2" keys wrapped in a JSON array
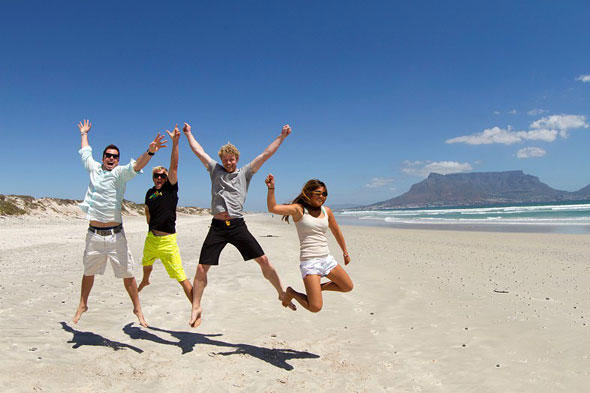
[{"x1": 335, "y1": 214, "x2": 590, "y2": 235}]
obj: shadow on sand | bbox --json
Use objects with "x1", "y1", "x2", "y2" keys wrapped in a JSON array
[
  {"x1": 122, "y1": 323, "x2": 319, "y2": 370},
  {"x1": 60, "y1": 322, "x2": 143, "y2": 353}
]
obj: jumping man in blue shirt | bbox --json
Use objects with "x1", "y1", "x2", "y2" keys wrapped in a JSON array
[{"x1": 73, "y1": 119, "x2": 167, "y2": 327}]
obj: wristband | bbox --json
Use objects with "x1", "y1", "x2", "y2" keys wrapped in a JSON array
[{"x1": 147, "y1": 149, "x2": 155, "y2": 156}]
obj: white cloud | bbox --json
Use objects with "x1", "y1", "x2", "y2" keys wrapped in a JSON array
[
  {"x1": 493, "y1": 110, "x2": 501, "y2": 115},
  {"x1": 576, "y1": 74, "x2": 590, "y2": 82},
  {"x1": 517, "y1": 147, "x2": 546, "y2": 159},
  {"x1": 530, "y1": 114, "x2": 588, "y2": 138},
  {"x1": 508, "y1": 109, "x2": 517, "y2": 115},
  {"x1": 527, "y1": 108, "x2": 547, "y2": 116},
  {"x1": 446, "y1": 126, "x2": 523, "y2": 145},
  {"x1": 402, "y1": 160, "x2": 473, "y2": 178},
  {"x1": 365, "y1": 177, "x2": 396, "y2": 189},
  {"x1": 446, "y1": 114, "x2": 588, "y2": 145}
]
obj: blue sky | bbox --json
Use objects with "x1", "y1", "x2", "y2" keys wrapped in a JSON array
[{"x1": 1, "y1": 1, "x2": 590, "y2": 210}]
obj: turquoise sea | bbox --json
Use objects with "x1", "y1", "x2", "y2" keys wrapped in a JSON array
[{"x1": 335, "y1": 201, "x2": 590, "y2": 234}]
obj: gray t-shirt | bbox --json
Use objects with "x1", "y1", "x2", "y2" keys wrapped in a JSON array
[{"x1": 208, "y1": 159, "x2": 254, "y2": 218}]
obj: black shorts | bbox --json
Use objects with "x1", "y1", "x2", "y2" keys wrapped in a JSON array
[{"x1": 198, "y1": 218, "x2": 265, "y2": 265}]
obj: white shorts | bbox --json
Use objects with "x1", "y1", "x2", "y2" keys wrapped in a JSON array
[
  {"x1": 83, "y1": 229, "x2": 134, "y2": 278},
  {"x1": 299, "y1": 255, "x2": 338, "y2": 279}
]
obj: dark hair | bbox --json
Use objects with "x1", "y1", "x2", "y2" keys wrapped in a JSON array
[
  {"x1": 102, "y1": 144, "x2": 120, "y2": 158},
  {"x1": 283, "y1": 179, "x2": 327, "y2": 223}
]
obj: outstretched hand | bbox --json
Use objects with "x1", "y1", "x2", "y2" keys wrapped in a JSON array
[
  {"x1": 281, "y1": 124, "x2": 291, "y2": 138},
  {"x1": 182, "y1": 122, "x2": 192, "y2": 135},
  {"x1": 148, "y1": 133, "x2": 168, "y2": 154},
  {"x1": 78, "y1": 119, "x2": 91, "y2": 134},
  {"x1": 265, "y1": 174, "x2": 275, "y2": 189},
  {"x1": 166, "y1": 124, "x2": 181, "y2": 144}
]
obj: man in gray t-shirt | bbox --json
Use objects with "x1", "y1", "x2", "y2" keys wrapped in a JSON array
[{"x1": 183, "y1": 122, "x2": 295, "y2": 328}]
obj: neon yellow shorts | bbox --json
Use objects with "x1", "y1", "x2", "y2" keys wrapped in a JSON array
[{"x1": 141, "y1": 232, "x2": 187, "y2": 282}]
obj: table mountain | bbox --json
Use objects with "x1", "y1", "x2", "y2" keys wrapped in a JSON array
[{"x1": 365, "y1": 171, "x2": 590, "y2": 209}]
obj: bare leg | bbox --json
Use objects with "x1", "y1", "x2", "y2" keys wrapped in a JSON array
[
  {"x1": 321, "y1": 265, "x2": 354, "y2": 292},
  {"x1": 287, "y1": 275, "x2": 324, "y2": 313},
  {"x1": 73, "y1": 275, "x2": 94, "y2": 323},
  {"x1": 254, "y1": 255, "x2": 296, "y2": 310},
  {"x1": 138, "y1": 265, "x2": 153, "y2": 292},
  {"x1": 179, "y1": 279, "x2": 193, "y2": 303},
  {"x1": 123, "y1": 277, "x2": 148, "y2": 327},
  {"x1": 190, "y1": 264, "x2": 210, "y2": 328}
]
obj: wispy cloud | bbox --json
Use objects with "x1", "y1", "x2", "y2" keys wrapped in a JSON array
[
  {"x1": 576, "y1": 74, "x2": 590, "y2": 82},
  {"x1": 508, "y1": 109, "x2": 517, "y2": 115},
  {"x1": 365, "y1": 177, "x2": 396, "y2": 189},
  {"x1": 402, "y1": 160, "x2": 473, "y2": 177},
  {"x1": 516, "y1": 147, "x2": 546, "y2": 159},
  {"x1": 527, "y1": 108, "x2": 547, "y2": 116},
  {"x1": 446, "y1": 114, "x2": 588, "y2": 145}
]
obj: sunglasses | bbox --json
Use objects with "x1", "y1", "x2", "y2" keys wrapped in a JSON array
[
  {"x1": 103, "y1": 153, "x2": 119, "y2": 160},
  {"x1": 311, "y1": 191, "x2": 328, "y2": 197},
  {"x1": 153, "y1": 173, "x2": 167, "y2": 179}
]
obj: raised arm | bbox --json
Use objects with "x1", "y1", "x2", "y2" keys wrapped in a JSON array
[
  {"x1": 326, "y1": 207, "x2": 351, "y2": 265},
  {"x1": 166, "y1": 125, "x2": 180, "y2": 185},
  {"x1": 133, "y1": 133, "x2": 167, "y2": 172},
  {"x1": 182, "y1": 122, "x2": 213, "y2": 169},
  {"x1": 78, "y1": 119, "x2": 91, "y2": 148},
  {"x1": 250, "y1": 125, "x2": 291, "y2": 174},
  {"x1": 265, "y1": 174, "x2": 303, "y2": 220}
]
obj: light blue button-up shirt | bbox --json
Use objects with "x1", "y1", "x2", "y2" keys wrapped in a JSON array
[{"x1": 78, "y1": 146, "x2": 141, "y2": 223}]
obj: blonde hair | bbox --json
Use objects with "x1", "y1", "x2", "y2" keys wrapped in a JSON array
[
  {"x1": 152, "y1": 166, "x2": 168, "y2": 175},
  {"x1": 218, "y1": 142, "x2": 240, "y2": 160}
]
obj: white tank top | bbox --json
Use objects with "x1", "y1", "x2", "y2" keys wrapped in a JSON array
[{"x1": 295, "y1": 206, "x2": 329, "y2": 261}]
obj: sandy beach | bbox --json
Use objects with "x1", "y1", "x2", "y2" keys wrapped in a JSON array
[{"x1": 1, "y1": 213, "x2": 589, "y2": 392}]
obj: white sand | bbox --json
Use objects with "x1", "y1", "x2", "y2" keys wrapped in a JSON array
[{"x1": 1, "y1": 214, "x2": 589, "y2": 392}]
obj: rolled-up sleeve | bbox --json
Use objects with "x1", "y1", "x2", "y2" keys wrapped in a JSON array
[
  {"x1": 117, "y1": 159, "x2": 142, "y2": 183},
  {"x1": 79, "y1": 146, "x2": 97, "y2": 172}
]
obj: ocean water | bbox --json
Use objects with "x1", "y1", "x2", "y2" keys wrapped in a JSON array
[{"x1": 335, "y1": 201, "x2": 590, "y2": 234}]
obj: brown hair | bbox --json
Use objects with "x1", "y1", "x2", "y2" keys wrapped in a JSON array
[{"x1": 283, "y1": 179, "x2": 327, "y2": 223}]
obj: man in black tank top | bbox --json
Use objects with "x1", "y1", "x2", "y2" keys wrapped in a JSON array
[{"x1": 138, "y1": 126, "x2": 193, "y2": 303}]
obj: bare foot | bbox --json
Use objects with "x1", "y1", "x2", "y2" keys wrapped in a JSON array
[
  {"x1": 190, "y1": 306, "x2": 202, "y2": 328},
  {"x1": 280, "y1": 288, "x2": 297, "y2": 310},
  {"x1": 72, "y1": 305, "x2": 88, "y2": 324},
  {"x1": 134, "y1": 308, "x2": 148, "y2": 328},
  {"x1": 138, "y1": 279, "x2": 150, "y2": 292}
]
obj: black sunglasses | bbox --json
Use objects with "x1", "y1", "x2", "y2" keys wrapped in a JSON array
[
  {"x1": 153, "y1": 173, "x2": 167, "y2": 179},
  {"x1": 311, "y1": 191, "x2": 328, "y2": 197},
  {"x1": 104, "y1": 153, "x2": 119, "y2": 159}
]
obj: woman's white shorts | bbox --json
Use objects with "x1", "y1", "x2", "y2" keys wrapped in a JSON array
[{"x1": 299, "y1": 255, "x2": 337, "y2": 279}]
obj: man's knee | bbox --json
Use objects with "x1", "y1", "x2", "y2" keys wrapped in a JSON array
[
  {"x1": 342, "y1": 281, "x2": 354, "y2": 292},
  {"x1": 255, "y1": 255, "x2": 270, "y2": 267},
  {"x1": 196, "y1": 264, "x2": 209, "y2": 282}
]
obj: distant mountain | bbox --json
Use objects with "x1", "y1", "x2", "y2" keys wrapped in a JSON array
[{"x1": 362, "y1": 171, "x2": 590, "y2": 209}]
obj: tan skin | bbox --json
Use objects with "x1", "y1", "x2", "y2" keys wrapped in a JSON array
[
  {"x1": 73, "y1": 119, "x2": 166, "y2": 327},
  {"x1": 137, "y1": 126, "x2": 194, "y2": 302},
  {"x1": 265, "y1": 174, "x2": 353, "y2": 312},
  {"x1": 182, "y1": 123, "x2": 295, "y2": 327}
]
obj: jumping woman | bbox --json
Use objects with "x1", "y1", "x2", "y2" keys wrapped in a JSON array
[{"x1": 265, "y1": 174, "x2": 353, "y2": 312}]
